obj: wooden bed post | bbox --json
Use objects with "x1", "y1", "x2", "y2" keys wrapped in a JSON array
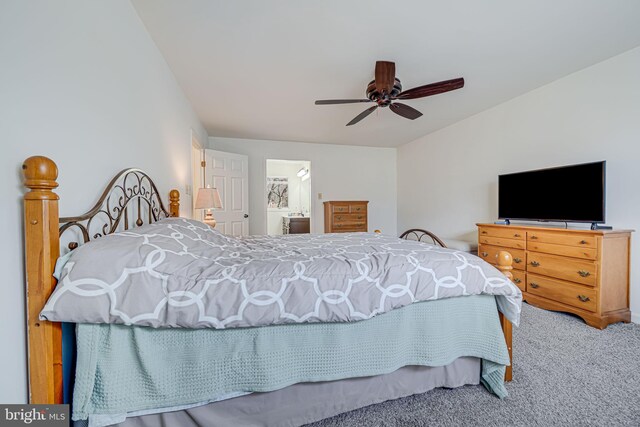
[
  {"x1": 22, "y1": 156, "x2": 63, "y2": 404},
  {"x1": 496, "y1": 250, "x2": 514, "y2": 382},
  {"x1": 169, "y1": 189, "x2": 180, "y2": 217}
]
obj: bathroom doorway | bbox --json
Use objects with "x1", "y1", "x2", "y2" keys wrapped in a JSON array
[{"x1": 265, "y1": 159, "x2": 312, "y2": 235}]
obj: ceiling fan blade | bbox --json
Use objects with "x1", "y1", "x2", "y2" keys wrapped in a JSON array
[
  {"x1": 395, "y1": 77, "x2": 464, "y2": 100},
  {"x1": 346, "y1": 105, "x2": 378, "y2": 126},
  {"x1": 315, "y1": 99, "x2": 372, "y2": 105},
  {"x1": 389, "y1": 102, "x2": 423, "y2": 120},
  {"x1": 375, "y1": 61, "x2": 396, "y2": 94}
]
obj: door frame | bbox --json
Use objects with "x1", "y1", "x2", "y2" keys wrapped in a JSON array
[
  {"x1": 190, "y1": 130, "x2": 204, "y2": 220},
  {"x1": 264, "y1": 158, "x2": 314, "y2": 235}
]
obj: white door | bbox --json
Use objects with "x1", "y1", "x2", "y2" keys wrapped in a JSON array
[{"x1": 204, "y1": 149, "x2": 249, "y2": 236}]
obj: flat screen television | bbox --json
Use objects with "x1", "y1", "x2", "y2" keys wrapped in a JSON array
[{"x1": 498, "y1": 161, "x2": 606, "y2": 224}]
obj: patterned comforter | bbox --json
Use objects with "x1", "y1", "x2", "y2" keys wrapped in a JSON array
[{"x1": 41, "y1": 218, "x2": 522, "y2": 328}]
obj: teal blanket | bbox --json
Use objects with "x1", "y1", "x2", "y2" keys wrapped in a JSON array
[{"x1": 72, "y1": 295, "x2": 510, "y2": 420}]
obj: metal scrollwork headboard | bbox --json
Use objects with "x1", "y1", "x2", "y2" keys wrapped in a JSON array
[
  {"x1": 399, "y1": 228, "x2": 448, "y2": 248},
  {"x1": 59, "y1": 168, "x2": 179, "y2": 250}
]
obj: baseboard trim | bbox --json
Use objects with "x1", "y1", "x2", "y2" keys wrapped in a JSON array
[{"x1": 631, "y1": 312, "x2": 640, "y2": 324}]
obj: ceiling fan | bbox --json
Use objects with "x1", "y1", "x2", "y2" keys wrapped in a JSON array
[{"x1": 315, "y1": 61, "x2": 464, "y2": 126}]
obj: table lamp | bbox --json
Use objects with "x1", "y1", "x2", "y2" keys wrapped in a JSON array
[{"x1": 195, "y1": 187, "x2": 223, "y2": 228}]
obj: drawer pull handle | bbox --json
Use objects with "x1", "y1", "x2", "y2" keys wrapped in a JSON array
[
  {"x1": 530, "y1": 261, "x2": 540, "y2": 267},
  {"x1": 481, "y1": 252, "x2": 488, "y2": 257},
  {"x1": 481, "y1": 231, "x2": 487, "y2": 234},
  {"x1": 514, "y1": 234, "x2": 521, "y2": 237},
  {"x1": 530, "y1": 235, "x2": 538, "y2": 240},
  {"x1": 577, "y1": 295, "x2": 590, "y2": 302},
  {"x1": 514, "y1": 278, "x2": 522, "y2": 284},
  {"x1": 529, "y1": 282, "x2": 539, "y2": 289},
  {"x1": 579, "y1": 240, "x2": 588, "y2": 245},
  {"x1": 514, "y1": 257, "x2": 522, "y2": 263},
  {"x1": 578, "y1": 270, "x2": 591, "y2": 277}
]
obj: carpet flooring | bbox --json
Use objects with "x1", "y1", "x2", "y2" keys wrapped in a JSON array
[{"x1": 308, "y1": 302, "x2": 640, "y2": 426}]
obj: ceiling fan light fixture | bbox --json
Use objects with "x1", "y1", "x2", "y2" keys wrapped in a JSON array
[{"x1": 315, "y1": 61, "x2": 464, "y2": 126}]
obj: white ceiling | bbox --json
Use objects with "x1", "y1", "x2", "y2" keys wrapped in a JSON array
[{"x1": 132, "y1": 0, "x2": 640, "y2": 147}]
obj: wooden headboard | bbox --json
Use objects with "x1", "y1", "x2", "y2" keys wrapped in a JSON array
[{"x1": 22, "y1": 156, "x2": 180, "y2": 404}]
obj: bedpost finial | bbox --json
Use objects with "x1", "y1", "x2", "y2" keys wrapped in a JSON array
[
  {"x1": 23, "y1": 156, "x2": 59, "y2": 200},
  {"x1": 169, "y1": 189, "x2": 180, "y2": 217},
  {"x1": 496, "y1": 250, "x2": 514, "y2": 281}
]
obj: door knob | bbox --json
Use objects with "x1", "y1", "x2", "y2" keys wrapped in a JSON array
[{"x1": 244, "y1": 214, "x2": 249, "y2": 218}]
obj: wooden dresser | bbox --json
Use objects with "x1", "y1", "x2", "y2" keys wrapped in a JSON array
[
  {"x1": 324, "y1": 201, "x2": 368, "y2": 233},
  {"x1": 477, "y1": 223, "x2": 633, "y2": 329}
]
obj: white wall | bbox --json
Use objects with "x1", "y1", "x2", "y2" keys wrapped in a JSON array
[
  {"x1": 0, "y1": 0, "x2": 207, "y2": 402},
  {"x1": 209, "y1": 137, "x2": 397, "y2": 236},
  {"x1": 397, "y1": 47, "x2": 640, "y2": 320}
]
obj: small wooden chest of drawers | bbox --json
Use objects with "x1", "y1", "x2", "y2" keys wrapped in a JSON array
[
  {"x1": 324, "y1": 201, "x2": 368, "y2": 233},
  {"x1": 477, "y1": 223, "x2": 633, "y2": 329}
]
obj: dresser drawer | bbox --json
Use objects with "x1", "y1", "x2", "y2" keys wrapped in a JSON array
[
  {"x1": 333, "y1": 213, "x2": 367, "y2": 223},
  {"x1": 511, "y1": 269, "x2": 526, "y2": 292},
  {"x1": 478, "y1": 244, "x2": 526, "y2": 270},
  {"x1": 527, "y1": 273, "x2": 597, "y2": 312},
  {"x1": 527, "y1": 231, "x2": 596, "y2": 248},
  {"x1": 349, "y1": 204, "x2": 367, "y2": 213},
  {"x1": 526, "y1": 252, "x2": 597, "y2": 286},
  {"x1": 332, "y1": 205, "x2": 350, "y2": 213},
  {"x1": 332, "y1": 222, "x2": 367, "y2": 232},
  {"x1": 528, "y1": 241, "x2": 597, "y2": 260},
  {"x1": 478, "y1": 227, "x2": 525, "y2": 240},
  {"x1": 478, "y1": 236, "x2": 526, "y2": 250}
]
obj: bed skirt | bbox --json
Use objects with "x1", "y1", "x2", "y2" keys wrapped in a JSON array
[{"x1": 107, "y1": 357, "x2": 481, "y2": 427}]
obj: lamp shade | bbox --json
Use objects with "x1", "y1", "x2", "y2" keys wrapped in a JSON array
[{"x1": 195, "y1": 187, "x2": 223, "y2": 210}]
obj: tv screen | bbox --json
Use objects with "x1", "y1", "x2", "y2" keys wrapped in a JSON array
[{"x1": 498, "y1": 161, "x2": 606, "y2": 223}]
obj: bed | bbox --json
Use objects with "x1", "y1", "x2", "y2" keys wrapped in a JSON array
[{"x1": 22, "y1": 156, "x2": 521, "y2": 427}]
